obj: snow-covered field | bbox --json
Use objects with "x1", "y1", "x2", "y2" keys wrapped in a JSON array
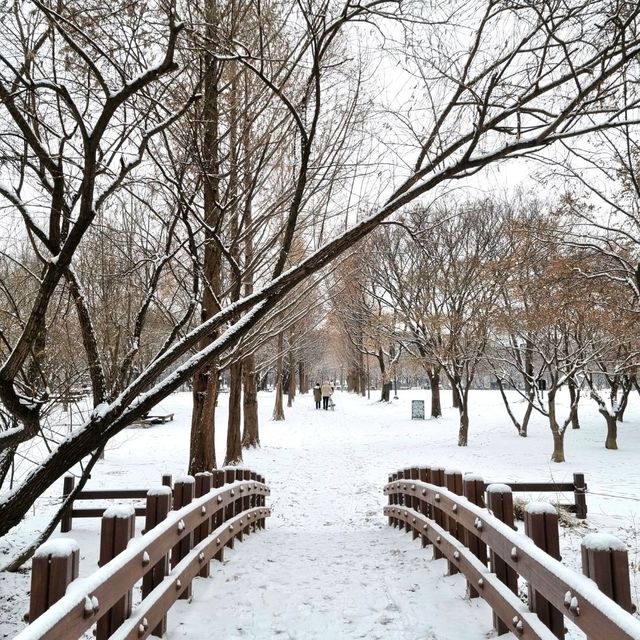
[{"x1": 2, "y1": 388, "x2": 640, "y2": 639}]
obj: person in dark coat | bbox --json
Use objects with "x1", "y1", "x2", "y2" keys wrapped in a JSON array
[{"x1": 313, "y1": 382, "x2": 322, "y2": 409}]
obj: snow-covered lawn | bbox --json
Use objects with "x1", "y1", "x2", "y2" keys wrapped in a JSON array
[{"x1": 2, "y1": 388, "x2": 640, "y2": 638}]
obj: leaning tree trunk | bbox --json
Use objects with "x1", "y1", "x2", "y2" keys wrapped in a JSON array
[
  {"x1": 224, "y1": 361, "x2": 243, "y2": 465},
  {"x1": 427, "y1": 368, "x2": 442, "y2": 418},
  {"x1": 273, "y1": 332, "x2": 285, "y2": 420},
  {"x1": 242, "y1": 353, "x2": 260, "y2": 448}
]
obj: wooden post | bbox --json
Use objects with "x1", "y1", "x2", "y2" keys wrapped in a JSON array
[
  {"x1": 257, "y1": 473, "x2": 266, "y2": 530},
  {"x1": 161, "y1": 473, "x2": 172, "y2": 489},
  {"x1": 391, "y1": 472, "x2": 399, "y2": 528},
  {"x1": 486, "y1": 484, "x2": 518, "y2": 635},
  {"x1": 445, "y1": 470, "x2": 463, "y2": 575},
  {"x1": 387, "y1": 473, "x2": 394, "y2": 527},
  {"x1": 194, "y1": 472, "x2": 213, "y2": 577},
  {"x1": 28, "y1": 539, "x2": 80, "y2": 623},
  {"x1": 409, "y1": 468, "x2": 420, "y2": 540},
  {"x1": 142, "y1": 487, "x2": 171, "y2": 637},
  {"x1": 581, "y1": 533, "x2": 633, "y2": 631},
  {"x1": 250, "y1": 471, "x2": 258, "y2": 532},
  {"x1": 419, "y1": 467, "x2": 431, "y2": 548},
  {"x1": 573, "y1": 472, "x2": 587, "y2": 519},
  {"x1": 463, "y1": 474, "x2": 487, "y2": 598},
  {"x1": 212, "y1": 470, "x2": 226, "y2": 562},
  {"x1": 431, "y1": 466, "x2": 445, "y2": 560},
  {"x1": 224, "y1": 468, "x2": 237, "y2": 548},
  {"x1": 96, "y1": 505, "x2": 136, "y2": 640},
  {"x1": 524, "y1": 503, "x2": 564, "y2": 639},
  {"x1": 60, "y1": 475, "x2": 75, "y2": 533},
  {"x1": 171, "y1": 476, "x2": 195, "y2": 600},
  {"x1": 242, "y1": 469, "x2": 251, "y2": 538}
]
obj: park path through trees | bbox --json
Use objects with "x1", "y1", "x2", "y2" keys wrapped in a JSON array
[{"x1": 168, "y1": 396, "x2": 495, "y2": 639}]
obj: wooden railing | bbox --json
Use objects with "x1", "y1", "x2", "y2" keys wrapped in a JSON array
[
  {"x1": 384, "y1": 467, "x2": 640, "y2": 640},
  {"x1": 18, "y1": 468, "x2": 270, "y2": 640}
]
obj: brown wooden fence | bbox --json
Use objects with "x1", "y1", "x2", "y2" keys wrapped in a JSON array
[
  {"x1": 385, "y1": 466, "x2": 640, "y2": 640},
  {"x1": 17, "y1": 468, "x2": 270, "y2": 640}
]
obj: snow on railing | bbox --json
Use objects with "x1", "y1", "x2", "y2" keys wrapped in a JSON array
[
  {"x1": 385, "y1": 467, "x2": 640, "y2": 640},
  {"x1": 17, "y1": 469, "x2": 270, "y2": 640}
]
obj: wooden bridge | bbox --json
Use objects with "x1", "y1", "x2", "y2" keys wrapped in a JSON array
[{"x1": 14, "y1": 466, "x2": 640, "y2": 639}]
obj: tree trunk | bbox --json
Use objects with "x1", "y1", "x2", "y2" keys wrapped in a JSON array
[
  {"x1": 189, "y1": 370, "x2": 217, "y2": 473},
  {"x1": 273, "y1": 332, "x2": 285, "y2": 420},
  {"x1": 427, "y1": 368, "x2": 442, "y2": 418},
  {"x1": 548, "y1": 390, "x2": 565, "y2": 462},
  {"x1": 287, "y1": 347, "x2": 295, "y2": 407},
  {"x1": 457, "y1": 405, "x2": 469, "y2": 446},
  {"x1": 604, "y1": 412, "x2": 618, "y2": 450},
  {"x1": 190, "y1": 0, "x2": 222, "y2": 474},
  {"x1": 550, "y1": 428, "x2": 565, "y2": 462},
  {"x1": 224, "y1": 361, "x2": 243, "y2": 465},
  {"x1": 242, "y1": 353, "x2": 259, "y2": 448},
  {"x1": 451, "y1": 375, "x2": 462, "y2": 409},
  {"x1": 568, "y1": 378, "x2": 580, "y2": 429}
]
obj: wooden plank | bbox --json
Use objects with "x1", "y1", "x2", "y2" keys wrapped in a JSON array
[
  {"x1": 72, "y1": 507, "x2": 146, "y2": 518},
  {"x1": 76, "y1": 490, "x2": 148, "y2": 500}
]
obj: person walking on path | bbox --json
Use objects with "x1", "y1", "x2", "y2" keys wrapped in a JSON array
[
  {"x1": 313, "y1": 382, "x2": 322, "y2": 409},
  {"x1": 321, "y1": 381, "x2": 333, "y2": 410}
]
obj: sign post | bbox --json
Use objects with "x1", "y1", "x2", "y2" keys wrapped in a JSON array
[{"x1": 411, "y1": 399, "x2": 425, "y2": 420}]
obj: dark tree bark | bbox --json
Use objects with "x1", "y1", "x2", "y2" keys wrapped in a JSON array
[
  {"x1": 273, "y1": 332, "x2": 285, "y2": 420},
  {"x1": 242, "y1": 353, "x2": 260, "y2": 448},
  {"x1": 427, "y1": 367, "x2": 442, "y2": 418},
  {"x1": 224, "y1": 361, "x2": 243, "y2": 465}
]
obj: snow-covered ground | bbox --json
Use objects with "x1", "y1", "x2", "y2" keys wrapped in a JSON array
[{"x1": 2, "y1": 388, "x2": 640, "y2": 639}]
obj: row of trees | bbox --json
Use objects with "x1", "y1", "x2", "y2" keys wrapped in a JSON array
[
  {"x1": 332, "y1": 185, "x2": 640, "y2": 463},
  {"x1": 2, "y1": 0, "x2": 640, "y2": 565}
]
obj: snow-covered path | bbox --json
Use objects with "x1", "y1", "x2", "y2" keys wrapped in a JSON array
[{"x1": 167, "y1": 397, "x2": 496, "y2": 639}]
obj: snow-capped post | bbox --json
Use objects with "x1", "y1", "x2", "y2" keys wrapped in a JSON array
[
  {"x1": 573, "y1": 473, "x2": 587, "y2": 519},
  {"x1": 225, "y1": 468, "x2": 237, "y2": 548},
  {"x1": 194, "y1": 472, "x2": 213, "y2": 578},
  {"x1": 60, "y1": 475, "x2": 75, "y2": 532},
  {"x1": 212, "y1": 470, "x2": 226, "y2": 562},
  {"x1": 486, "y1": 484, "x2": 518, "y2": 635},
  {"x1": 142, "y1": 486, "x2": 171, "y2": 637},
  {"x1": 97, "y1": 505, "x2": 135, "y2": 640},
  {"x1": 524, "y1": 503, "x2": 563, "y2": 639},
  {"x1": 419, "y1": 467, "x2": 431, "y2": 548},
  {"x1": 445, "y1": 470, "x2": 463, "y2": 576},
  {"x1": 463, "y1": 474, "x2": 487, "y2": 598},
  {"x1": 161, "y1": 473, "x2": 173, "y2": 489},
  {"x1": 431, "y1": 467, "x2": 445, "y2": 560},
  {"x1": 581, "y1": 533, "x2": 633, "y2": 622},
  {"x1": 171, "y1": 476, "x2": 194, "y2": 600},
  {"x1": 28, "y1": 539, "x2": 79, "y2": 623}
]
